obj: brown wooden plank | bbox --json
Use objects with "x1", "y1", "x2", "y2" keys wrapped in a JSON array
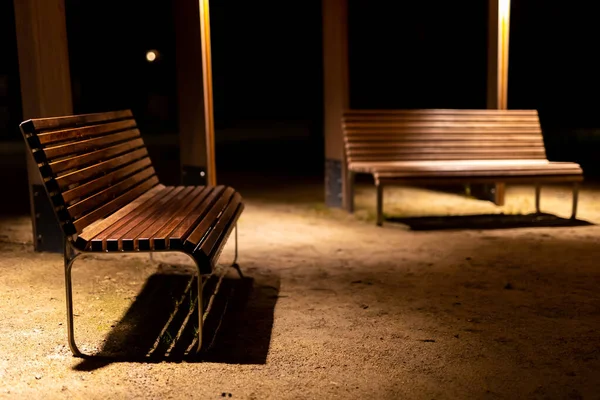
[
  {"x1": 67, "y1": 166, "x2": 155, "y2": 218},
  {"x1": 345, "y1": 109, "x2": 538, "y2": 116},
  {"x1": 30, "y1": 110, "x2": 132, "y2": 131},
  {"x1": 113, "y1": 187, "x2": 194, "y2": 251},
  {"x1": 73, "y1": 175, "x2": 159, "y2": 233},
  {"x1": 91, "y1": 186, "x2": 180, "y2": 251},
  {"x1": 376, "y1": 175, "x2": 583, "y2": 186},
  {"x1": 346, "y1": 141, "x2": 544, "y2": 148},
  {"x1": 151, "y1": 186, "x2": 213, "y2": 250},
  {"x1": 62, "y1": 158, "x2": 153, "y2": 204},
  {"x1": 348, "y1": 148, "x2": 546, "y2": 155},
  {"x1": 345, "y1": 134, "x2": 543, "y2": 142},
  {"x1": 50, "y1": 138, "x2": 145, "y2": 174},
  {"x1": 182, "y1": 188, "x2": 236, "y2": 252},
  {"x1": 37, "y1": 119, "x2": 137, "y2": 146},
  {"x1": 198, "y1": 193, "x2": 243, "y2": 258},
  {"x1": 75, "y1": 183, "x2": 166, "y2": 248},
  {"x1": 343, "y1": 123, "x2": 540, "y2": 130},
  {"x1": 43, "y1": 128, "x2": 140, "y2": 159},
  {"x1": 56, "y1": 148, "x2": 149, "y2": 188},
  {"x1": 168, "y1": 186, "x2": 228, "y2": 249},
  {"x1": 134, "y1": 187, "x2": 210, "y2": 251}
]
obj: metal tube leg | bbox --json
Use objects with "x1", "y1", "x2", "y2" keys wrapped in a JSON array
[
  {"x1": 195, "y1": 272, "x2": 204, "y2": 354},
  {"x1": 376, "y1": 183, "x2": 383, "y2": 226},
  {"x1": 535, "y1": 184, "x2": 541, "y2": 214},
  {"x1": 347, "y1": 170, "x2": 355, "y2": 213},
  {"x1": 231, "y1": 224, "x2": 244, "y2": 278},
  {"x1": 571, "y1": 183, "x2": 579, "y2": 219},
  {"x1": 64, "y1": 240, "x2": 82, "y2": 357}
]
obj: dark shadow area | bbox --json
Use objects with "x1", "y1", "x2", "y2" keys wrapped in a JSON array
[
  {"x1": 73, "y1": 268, "x2": 279, "y2": 371},
  {"x1": 388, "y1": 213, "x2": 594, "y2": 231}
]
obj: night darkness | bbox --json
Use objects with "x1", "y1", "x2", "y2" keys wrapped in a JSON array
[{"x1": 2, "y1": 0, "x2": 600, "y2": 172}]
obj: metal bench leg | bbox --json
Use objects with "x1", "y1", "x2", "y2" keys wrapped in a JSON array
[
  {"x1": 571, "y1": 183, "x2": 580, "y2": 219},
  {"x1": 346, "y1": 170, "x2": 355, "y2": 213},
  {"x1": 195, "y1": 269, "x2": 204, "y2": 354},
  {"x1": 535, "y1": 184, "x2": 541, "y2": 214},
  {"x1": 231, "y1": 223, "x2": 244, "y2": 279},
  {"x1": 64, "y1": 240, "x2": 82, "y2": 357},
  {"x1": 376, "y1": 183, "x2": 383, "y2": 226}
]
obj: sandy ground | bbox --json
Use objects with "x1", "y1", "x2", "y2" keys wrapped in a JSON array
[{"x1": 0, "y1": 181, "x2": 599, "y2": 399}]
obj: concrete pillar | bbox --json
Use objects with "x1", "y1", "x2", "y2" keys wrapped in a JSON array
[
  {"x1": 487, "y1": 0, "x2": 511, "y2": 205},
  {"x1": 322, "y1": 0, "x2": 349, "y2": 208},
  {"x1": 14, "y1": 0, "x2": 73, "y2": 252},
  {"x1": 174, "y1": 0, "x2": 209, "y2": 185}
]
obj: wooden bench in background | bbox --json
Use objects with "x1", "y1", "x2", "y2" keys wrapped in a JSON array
[
  {"x1": 20, "y1": 110, "x2": 244, "y2": 357},
  {"x1": 342, "y1": 109, "x2": 584, "y2": 226}
]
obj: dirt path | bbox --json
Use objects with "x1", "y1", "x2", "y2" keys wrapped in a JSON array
[{"x1": 0, "y1": 183, "x2": 599, "y2": 399}]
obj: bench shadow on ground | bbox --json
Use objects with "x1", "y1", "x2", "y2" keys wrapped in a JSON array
[
  {"x1": 73, "y1": 267, "x2": 280, "y2": 371},
  {"x1": 386, "y1": 212, "x2": 594, "y2": 231}
]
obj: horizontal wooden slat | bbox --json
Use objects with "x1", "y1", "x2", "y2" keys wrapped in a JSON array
[
  {"x1": 62, "y1": 158, "x2": 153, "y2": 204},
  {"x1": 75, "y1": 184, "x2": 167, "y2": 249},
  {"x1": 43, "y1": 128, "x2": 140, "y2": 159},
  {"x1": 183, "y1": 187, "x2": 236, "y2": 251},
  {"x1": 199, "y1": 193, "x2": 243, "y2": 257},
  {"x1": 37, "y1": 119, "x2": 137, "y2": 146},
  {"x1": 73, "y1": 176, "x2": 159, "y2": 233},
  {"x1": 168, "y1": 186, "x2": 228, "y2": 249},
  {"x1": 50, "y1": 138, "x2": 145, "y2": 174},
  {"x1": 343, "y1": 122, "x2": 540, "y2": 129},
  {"x1": 345, "y1": 109, "x2": 538, "y2": 116},
  {"x1": 345, "y1": 134, "x2": 543, "y2": 142},
  {"x1": 150, "y1": 186, "x2": 213, "y2": 250},
  {"x1": 347, "y1": 141, "x2": 544, "y2": 149},
  {"x1": 67, "y1": 166, "x2": 155, "y2": 218},
  {"x1": 56, "y1": 148, "x2": 149, "y2": 188},
  {"x1": 29, "y1": 110, "x2": 132, "y2": 131},
  {"x1": 92, "y1": 187, "x2": 181, "y2": 251},
  {"x1": 122, "y1": 187, "x2": 197, "y2": 251}
]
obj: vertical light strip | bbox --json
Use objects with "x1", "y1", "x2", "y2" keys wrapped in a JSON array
[
  {"x1": 199, "y1": 0, "x2": 217, "y2": 185},
  {"x1": 498, "y1": 0, "x2": 511, "y2": 110}
]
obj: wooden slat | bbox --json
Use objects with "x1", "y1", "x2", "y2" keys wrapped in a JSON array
[
  {"x1": 62, "y1": 158, "x2": 153, "y2": 204},
  {"x1": 90, "y1": 186, "x2": 180, "y2": 251},
  {"x1": 37, "y1": 119, "x2": 137, "y2": 146},
  {"x1": 345, "y1": 109, "x2": 538, "y2": 115},
  {"x1": 345, "y1": 134, "x2": 543, "y2": 142},
  {"x1": 67, "y1": 166, "x2": 155, "y2": 218},
  {"x1": 56, "y1": 148, "x2": 149, "y2": 188},
  {"x1": 29, "y1": 110, "x2": 132, "y2": 131},
  {"x1": 168, "y1": 186, "x2": 228, "y2": 249},
  {"x1": 50, "y1": 138, "x2": 145, "y2": 174},
  {"x1": 115, "y1": 187, "x2": 194, "y2": 251},
  {"x1": 348, "y1": 148, "x2": 546, "y2": 155},
  {"x1": 76, "y1": 184, "x2": 167, "y2": 249},
  {"x1": 133, "y1": 187, "x2": 209, "y2": 251},
  {"x1": 347, "y1": 141, "x2": 544, "y2": 149},
  {"x1": 183, "y1": 188, "x2": 236, "y2": 252},
  {"x1": 43, "y1": 129, "x2": 140, "y2": 159},
  {"x1": 343, "y1": 122, "x2": 540, "y2": 129},
  {"x1": 73, "y1": 176, "x2": 159, "y2": 233},
  {"x1": 198, "y1": 193, "x2": 243, "y2": 257},
  {"x1": 344, "y1": 128, "x2": 541, "y2": 135},
  {"x1": 150, "y1": 186, "x2": 213, "y2": 250}
]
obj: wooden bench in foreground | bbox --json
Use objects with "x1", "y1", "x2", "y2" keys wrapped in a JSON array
[
  {"x1": 342, "y1": 109, "x2": 584, "y2": 226},
  {"x1": 20, "y1": 110, "x2": 244, "y2": 357}
]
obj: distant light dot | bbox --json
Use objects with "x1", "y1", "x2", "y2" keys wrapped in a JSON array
[
  {"x1": 146, "y1": 50, "x2": 158, "y2": 62},
  {"x1": 200, "y1": 171, "x2": 206, "y2": 177}
]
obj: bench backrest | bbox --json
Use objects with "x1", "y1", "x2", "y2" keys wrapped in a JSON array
[
  {"x1": 20, "y1": 110, "x2": 160, "y2": 237},
  {"x1": 342, "y1": 109, "x2": 548, "y2": 165}
]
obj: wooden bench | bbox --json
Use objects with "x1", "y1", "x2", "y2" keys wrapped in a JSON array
[
  {"x1": 342, "y1": 109, "x2": 584, "y2": 225},
  {"x1": 20, "y1": 110, "x2": 244, "y2": 357}
]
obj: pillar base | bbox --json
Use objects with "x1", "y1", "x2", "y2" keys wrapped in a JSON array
[{"x1": 325, "y1": 159, "x2": 343, "y2": 208}]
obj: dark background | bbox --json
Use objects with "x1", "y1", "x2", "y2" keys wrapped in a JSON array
[{"x1": 2, "y1": 0, "x2": 600, "y2": 174}]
